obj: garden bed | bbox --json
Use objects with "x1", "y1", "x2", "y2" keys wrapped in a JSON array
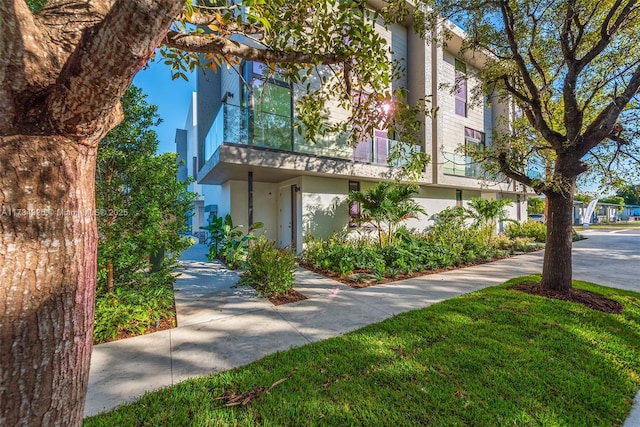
[
  {"x1": 262, "y1": 288, "x2": 308, "y2": 306},
  {"x1": 300, "y1": 247, "x2": 540, "y2": 288}
]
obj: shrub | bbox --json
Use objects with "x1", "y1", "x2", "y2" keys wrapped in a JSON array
[
  {"x1": 505, "y1": 221, "x2": 547, "y2": 243},
  {"x1": 492, "y1": 234, "x2": 513, "y2": 251},
  {"x1": 240, "y1": 236, "x2": 297, "y2": 297},
  {"x1": 511, "y1": 237, "x2": 536, "y2": 252},
  {"x1": 207, "y1": 214, "x2": 264, "y2": 269},
  {"x1": 93, "y1": 284, "x2": 175, "y2": 343}
]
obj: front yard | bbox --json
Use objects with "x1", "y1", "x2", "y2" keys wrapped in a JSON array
[{"x1": 85, "y1": 275, "x2": 640, "y2": 426}]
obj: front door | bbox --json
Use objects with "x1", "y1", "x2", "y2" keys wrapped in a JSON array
[{"x1": 278, "y1": 185, "x2": 297, "y2": 249}]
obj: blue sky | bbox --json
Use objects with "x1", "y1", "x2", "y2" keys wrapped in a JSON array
[{"x1": 132, "y1": 60, "x2": 195, "y2": 154}]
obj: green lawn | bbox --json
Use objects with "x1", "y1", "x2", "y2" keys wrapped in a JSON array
[
  {"x1": 581, "y1": 222, "x2": 640, "y2": 229},
  {"x1": 85, "y1": 276, "x2": 640, "y2": 426}
]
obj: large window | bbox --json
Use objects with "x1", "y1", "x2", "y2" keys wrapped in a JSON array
[
  {"x1": 244, "y1": 62, "x2": 293, "y2": 150},
  {"x1": 464, "y1": 127, "x2": 485, "y2": 178},
  {"x1": 454, "y1": 59, "x2": 467, "y2": 117}
]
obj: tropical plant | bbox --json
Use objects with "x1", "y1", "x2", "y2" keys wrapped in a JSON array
[
  {"x1": 207, "y1": 214, "x2": 264, "y2": 269},
  {"x1": 465, "y1": 198, "x2": 514, "y2": 245},
  {"x1": 93, "y1": 283, "x2": 175, "y2": 344},
  {"x1": 240, "y1": 235, "x2": 297, "y2": 297},
  {"x1": 348, "y1": 182, "x2": 426, "y2": 247}
]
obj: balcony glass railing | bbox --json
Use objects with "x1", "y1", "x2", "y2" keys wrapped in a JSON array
[
  {"x1": 204, "y1": 103, "x2": 407, "y2": 167},
  {"x1": 203, "y1": 103, "x2": 248, "y2": 163},
  {"x1": 442, "y1": 151, "x2": 484, "y2": 178}
]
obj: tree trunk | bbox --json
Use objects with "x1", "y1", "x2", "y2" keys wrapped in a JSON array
[
  {"x1": 107, "y1": 261, "x2": 115, "y2": 293},
  {"x1": 540, "y1": 186, "x2": 576, "y2": 292},
  {"x1": 0, "y1": 135, "x2": 98, "y2": 426}
]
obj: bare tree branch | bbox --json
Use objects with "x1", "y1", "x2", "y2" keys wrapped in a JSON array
[
  {"x1": 579, "y1": 63, "x2": 640, "y2": 156},
  {"x1": 496, "y1": 151, "x2": 545, "y2": 193},
  {"x1": 164, "y1": 30, "x2": 349, "y2": 65},
  {"x1": 581, "y1": 0, "x2": 635, "y2": 67},
  {"x1": 498, "y1": 0, "x2": 565, "y2": 149}
]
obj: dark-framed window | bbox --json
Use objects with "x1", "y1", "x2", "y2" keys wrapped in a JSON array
[
  {"x1": 349, "y1": 180, "x2": 360, "y2": 227},
  {"x1": 241, "y1": 61, "x2": 294, "y2": 151},
  {"x1": 464, "y1": 128, "x2": 485, "y2": 178},
  {"x1": 456, "y1": 189, "x2": 463, "y2": 207},
  {"x1": 454, "y1": 59, "x2": 467, "y2": 117}
]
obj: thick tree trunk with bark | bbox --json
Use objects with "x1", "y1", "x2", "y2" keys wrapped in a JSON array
[
  {"x1": 0, "y1": 1, "x2": 183, "y2": 424},
  {"x1": 0, "y1": 136, "x2": 98, "y2": 425},
  {"x1": 540, "y1": 185, "x2": 576, "y2": 292}
]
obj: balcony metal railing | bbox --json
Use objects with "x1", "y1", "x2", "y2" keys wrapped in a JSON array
[{"x1": 204, "y1": 103, "x2": 407, "y2": 167}]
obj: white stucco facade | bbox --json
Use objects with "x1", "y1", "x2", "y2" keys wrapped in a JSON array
[{"x1": 176, "y1": 12, "x2": 529, "y2": 251}]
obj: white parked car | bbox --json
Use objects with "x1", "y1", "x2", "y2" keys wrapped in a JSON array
[{"x1": 528, "y1": 214, "x2": 545, "y2": 223}]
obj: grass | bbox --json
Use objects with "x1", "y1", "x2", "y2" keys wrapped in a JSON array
[
  {"x1": 580, "y1": 222, "x2": 640, "y2": 229},
  {"x1": 84, "y1": 275, "x2": 640, "y2": 426}
]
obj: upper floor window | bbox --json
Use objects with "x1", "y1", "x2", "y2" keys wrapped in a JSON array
[
  {"x1": 455, "y1": 59, "x2": 467, "y2": 117},
  {"x1": 464, "y1": 127, "x2": 485, "y2": 151},
  {"x1": 242, "y1": 61, "x2": 293, "y2": 150},
  {"x1": 464, "y1": 127, "x2": 485, "y2": 177}
]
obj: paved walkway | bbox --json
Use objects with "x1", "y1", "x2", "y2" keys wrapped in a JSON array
[{"x1": 85, "y1": 230, "x2": 640, "y2": 425}]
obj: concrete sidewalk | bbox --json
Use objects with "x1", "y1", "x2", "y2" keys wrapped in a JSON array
[{"x1": 85, "y1": 231, "x2": 640, "y2": 425}]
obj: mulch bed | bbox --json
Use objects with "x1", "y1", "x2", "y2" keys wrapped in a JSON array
[
  {"x1": 510, "y1": 282, "x2": 623, "y2": 314},
  {"x1": 258, "y1": 288, "x2": 308, "y2": 306},
  {"x1": 96, "y1": 313, "x2": 177, "y2": 344},
  {"x1": 299, "y1": 250, "x2": 535, "y2": 289}
]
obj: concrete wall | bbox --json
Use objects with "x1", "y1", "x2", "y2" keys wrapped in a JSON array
[
  {"x1": 301, "y1": 176, "x2": 351, "y2": 240},
  {"x1": 223, "y1": 180, "x2": 278, "y2": 242},
  {"x1": 196, "y1": 67, "x2": 221, "y2": 165}
]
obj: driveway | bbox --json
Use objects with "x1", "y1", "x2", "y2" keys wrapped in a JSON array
[{"x1": 573, "y1": 228, "x2": 640, "y2": 293}]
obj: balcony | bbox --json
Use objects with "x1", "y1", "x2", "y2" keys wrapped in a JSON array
[
  {"x1": 442, "y1": 151, "x2": 484, "y2": 178},
  {"x1": 203, "y1": 103, "x2": 405, "y2": 168}
]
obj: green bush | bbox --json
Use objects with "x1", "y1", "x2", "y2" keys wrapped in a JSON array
[
  {"x1": 302, "y1": 234, "x2": 385, "y2": 277},
  {"x1": 301, "y1": 214, "x2": 497, "y2": 280},
  {"x1": 426, "y1": 207, "x2": 491, "y2": 265},
  {"x1": 207, "y1": 214, "x2": 264, "y2": 269},
  {"x1": 505, "y1": 221, "x2": 547, "y2": 243},
  {"x1": 240, "y1": 236, "x2": 297, "y2": 297},
  {"x1": 511, "y1": 237, "x2": 536, "y2": 252},
  {"x1": 93, "y1": 284, "x2": 175, "y2": 343}
]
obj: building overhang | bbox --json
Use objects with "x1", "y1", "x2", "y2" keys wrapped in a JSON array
[{"x1": 197, "y1": 144, "x2": 401, "y2": 185}]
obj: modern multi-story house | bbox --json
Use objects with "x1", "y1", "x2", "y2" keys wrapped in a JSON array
[{"x1": 176, "y1": 14, "x2": 528, "y2": 252}]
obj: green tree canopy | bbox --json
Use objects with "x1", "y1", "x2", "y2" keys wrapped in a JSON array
[
  {"x1": 617, "y1": 184, "x2": 640, "y2": 205},
  {"x1": 96, "y1": 85, "x2": 195, "y2": 293},
  {"x1": 410, "y1": 0, "x2": 640, "y2": 291},
  {"x1": 599, "y1": 195, "x2": 625, "y2": 211}
]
